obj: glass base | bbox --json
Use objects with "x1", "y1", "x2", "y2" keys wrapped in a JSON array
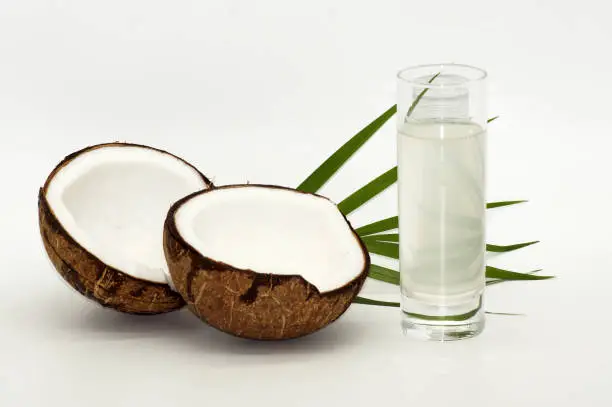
[{"x1": 400, "y1": 293, "x2": 485, "y2": 341}]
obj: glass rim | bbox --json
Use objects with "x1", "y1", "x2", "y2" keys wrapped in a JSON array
[{"x1": 397, "y1": 63, "x2": 487, "y2": 89}]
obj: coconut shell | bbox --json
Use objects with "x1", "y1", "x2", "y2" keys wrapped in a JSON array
[
  {"x1": 163, "y1": 186, "x2": 370, "y2": 340},
  {"x1": 39, "y1": 142, "x2": 213, "y2": 315}
]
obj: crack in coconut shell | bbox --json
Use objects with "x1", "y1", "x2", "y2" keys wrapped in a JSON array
[
  {"x1": 163, "y1": 185, "x2": 370, "y2": 340},
  {"x1": 39, "y1": 142, "x2": 213, "y2": 315}
]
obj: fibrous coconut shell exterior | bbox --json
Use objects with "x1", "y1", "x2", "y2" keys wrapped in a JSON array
[
  {"x1": 163, "y1": 186, "x2": 370, "y2": 340},
  {"x1": 38, "y1": 142, "x2": 213, "y2": 314}
]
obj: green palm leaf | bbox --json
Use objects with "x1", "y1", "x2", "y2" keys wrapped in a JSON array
[
  {"x1": 355, "y1": 200, "x2": 526, "y2": 237},
  {"x1": 368, "y1": 264, "x2": 400, "y2": 285},
  {"x1": 297, "y1": 105, "x2": 396, "y2": 193},
  {"x1": 353, "y1": 297, "x2": 400, "y2": 307},
  {"x1": 363, "y1": 234, "x2": 538, "y2": 253},
  {"x1": 365, "y1": 241, "x2": 399, "y2": 259},
  {"x1": 487, "y1": 200, "x2": 527, "y2": 209},
  {"x1": 355, "y1": 216, "x2": 398, "y2": 236},
  {"x1": 487, "y1": 241, "x2": 539, "y2": 252},
  {"x1": 486, "y1": 266, "x2": 553, "y2": 280},
  {"x1": 404, "y1": 72, "x2": 441, "y2": 118},
  {"x1": 337, "y1": 167, "x2": 397, "y2": 215},
  {"x1": 365, "y1": 246, "x2": 549, "y2": 282},
  {"x1": 362, "y1": 233, "x2": 399, "y2": 243}
]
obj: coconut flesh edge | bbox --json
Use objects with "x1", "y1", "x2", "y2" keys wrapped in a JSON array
[
  {"x1": 45, "y1": 145, "x2": 210, "y2": 284},
  {"x1": 174, "y1": 186, "x2": 367, "y2": 293}
]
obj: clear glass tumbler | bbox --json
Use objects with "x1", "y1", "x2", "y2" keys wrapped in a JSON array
[{"x1": 396, "y1": 63, "x2": 488, "y2": 341}]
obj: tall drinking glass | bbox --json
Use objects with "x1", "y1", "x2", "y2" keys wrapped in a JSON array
[{"x1": 396, "y1": 63, "x2": 487, "y2": 341}]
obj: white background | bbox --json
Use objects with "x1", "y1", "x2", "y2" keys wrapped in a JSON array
[{"x1": 1, "y1": 1, "x2": 610, "y2": 406}]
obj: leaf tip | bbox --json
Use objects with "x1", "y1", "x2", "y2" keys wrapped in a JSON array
[{"x1": 531, "y1": 269, "x2": 555, "y2": 279}]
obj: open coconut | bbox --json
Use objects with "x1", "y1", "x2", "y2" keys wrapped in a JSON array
[
  {"x1": 39, "y1": 143, "x2": 213, "y2": 314},
  {"x1": 163, "y1": 184, "x2": 370, "y2": 340}
]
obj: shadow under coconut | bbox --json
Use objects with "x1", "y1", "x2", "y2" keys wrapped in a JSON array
[
  {"x1": 25, "y1": 294, "x2": 202, "y2": 340},
  {"x1": 54, "y1": 301, "x2": 364, "y2": 355},
  {"x1": 68, "y1": 307, "x2": 205, "y2": 338}
]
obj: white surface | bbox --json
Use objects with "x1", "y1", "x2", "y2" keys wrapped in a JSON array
[
  {"x1": 175, "y1": 185, "x2": 366, "y2": 293},
  {"x1": 0, "y1": 0, "x2": 609, "y2": 406},
  {"x1": 46, "y1": 144, "x2": 209, "y2": 283}
]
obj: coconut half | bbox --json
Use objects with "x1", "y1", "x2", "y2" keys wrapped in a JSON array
[
  {"x1": 39, "y1": 143, "x2": 213, "y2": 314},
  {"x1": 163, "y1": 184, "x2": 370, "y2": 340}
]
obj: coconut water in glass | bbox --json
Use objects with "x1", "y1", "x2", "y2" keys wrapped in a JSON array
[{"x1": 396, "y1": 64, "x2": 488, "y2": 341}]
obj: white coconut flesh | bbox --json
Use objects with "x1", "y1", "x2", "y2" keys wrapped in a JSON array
[
  {"x1": 174, "y1": 186, "x2": 367, "y2": 294},
  {"x1": 45, "y1": 145, "x2": 210, "y2": 283}
]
